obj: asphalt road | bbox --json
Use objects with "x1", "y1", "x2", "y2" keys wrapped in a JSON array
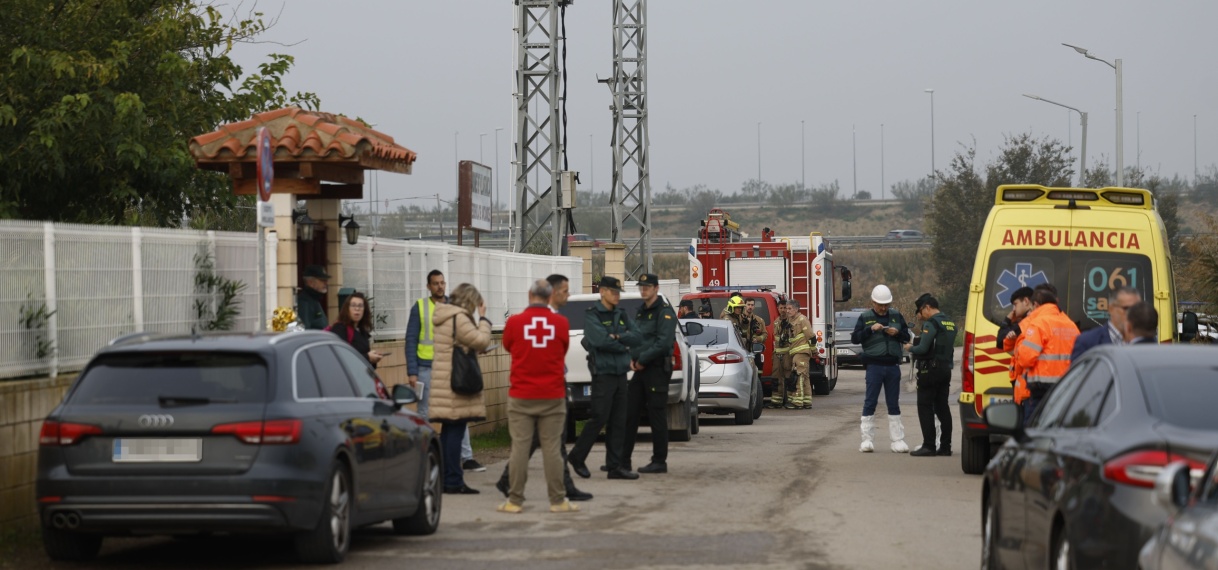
[{"x1": 12, "y1": 360, "x2": 984, "y2": 569}]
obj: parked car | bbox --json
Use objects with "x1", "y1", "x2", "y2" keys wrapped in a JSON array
[
  {"x1": 681, "y1": 290, "x2": 785, "y2": 395},
  {"x1": 557, "y1": 292, "x2": 700, "y2": 442},
  {"x1": 979, "y1": 345, "x2": 1218, "y2": 570},
  {"x1": 834, "y1": 309, "x2": 912, "y2": 366},
  {"x1": 36, "y1": 331, "x2": 441, "y2": 564},
  {"x1": 884, "y1": 229, "x2": 924, "y2": 240},
  {"x1": 683, "y1": 319, "x2": 763, "y2": 425},
  {"x1": 1139, "y1": 450, "x2": 1218, "y2": 569}
]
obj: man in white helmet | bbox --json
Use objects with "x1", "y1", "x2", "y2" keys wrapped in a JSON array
[{"x1": 849, "y1": 284, "x2": 913, "y2": 453}]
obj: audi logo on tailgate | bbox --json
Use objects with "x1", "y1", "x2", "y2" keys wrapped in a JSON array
[{"x1": 138, "y1": 414, "x2": 175, "y2": 428}]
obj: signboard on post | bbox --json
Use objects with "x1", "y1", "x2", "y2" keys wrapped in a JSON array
[
  {"x1": 458, "y1": 161, "x2": 493, "y2": 233},
  {"x1": 256, "y1": 127, "x2": 274, "y2": 202},
  {"x1": 254, "y1": 127, "x2": 273, "y2": 331}
]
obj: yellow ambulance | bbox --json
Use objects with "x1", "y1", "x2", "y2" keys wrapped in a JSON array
[{"x1": 959, "y1": 184, "x2": 1178, "y2": 474}]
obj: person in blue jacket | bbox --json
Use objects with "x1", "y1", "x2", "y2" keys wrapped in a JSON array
[{"x1": 1071, "y1": 287, "x2": 1141, "y2": 360}]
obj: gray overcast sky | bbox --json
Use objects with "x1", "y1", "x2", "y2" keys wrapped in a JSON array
[{"x1": 232, "y1": 0, "x2": 1218, "y2": 210}]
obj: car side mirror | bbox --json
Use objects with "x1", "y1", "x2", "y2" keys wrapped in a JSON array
[
  {"x1": 1153, "y1": 461, "x2": 1192, "y2": 513},
  {"x1": 983, "y1": 402, "x2": 1024, "y2": 438},
  {"x1": 392, "y1": 384, "x2": 419, "y2": 407},
  {"x1": 683, "y1": 322, "x2": 704, "y2": 336},
  {"x1": 1181, "y1": 311, "x2": 1199, "y2": 343}
]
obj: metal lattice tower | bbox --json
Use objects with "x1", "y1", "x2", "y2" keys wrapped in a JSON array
[
  {"x1": 606, "y1": 0, "x2": 651, "y2": 277},
  {"x1": 514, "y1": 0, "x2": 570, "y2": 255}
]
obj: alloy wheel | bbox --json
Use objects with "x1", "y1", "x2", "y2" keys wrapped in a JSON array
[{"x1": 328, "y1": 470, "x2": 351, "y2": 554}]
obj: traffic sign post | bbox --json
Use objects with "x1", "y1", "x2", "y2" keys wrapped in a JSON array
[{"x1": 255, "y1": 127, "x2": 273, "y2": 331}]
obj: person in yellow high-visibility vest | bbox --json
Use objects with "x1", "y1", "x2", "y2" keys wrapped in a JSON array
[{"x1": 406, "y1": 270, "x2": 447, "y2": 419}]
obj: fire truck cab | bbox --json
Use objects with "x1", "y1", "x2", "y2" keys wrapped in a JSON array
[{"x1": 687, "y1": 213, "x2": 852, "y2": 398}]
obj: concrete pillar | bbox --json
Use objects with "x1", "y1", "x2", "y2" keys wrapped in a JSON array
[
  {"x1": 272, "y1": 194, "x2": 297, "y2": 311},
  {"x1": 569, "y1": 241, "x2": 594, "y2": 293},
  {"x1": 604, "y1": 242, "x2": 626, "y2": 284}
]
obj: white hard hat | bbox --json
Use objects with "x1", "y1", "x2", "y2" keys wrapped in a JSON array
[{"x1": 871, "y1": 284, "x2": 894, "y2": 304}]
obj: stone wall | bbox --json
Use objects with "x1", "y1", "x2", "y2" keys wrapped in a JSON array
[
  {"x1": 0, "y1": 374, "x2": 75, "y2": 532},
  {"x1": 0, "y1": 336, "x2": 509, "y2": 532}
]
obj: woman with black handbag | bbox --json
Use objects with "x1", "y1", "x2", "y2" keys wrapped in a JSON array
[{"x1": 430, "y1": 283, "x2": 493, "y2": 494}]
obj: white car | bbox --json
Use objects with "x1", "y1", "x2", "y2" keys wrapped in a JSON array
[
  {"x1": 556, "y1": 292, "x2": 700, "y2": 442},
  {"x1": 683, "y1": 319, "x2": 763, "y2": 425}
]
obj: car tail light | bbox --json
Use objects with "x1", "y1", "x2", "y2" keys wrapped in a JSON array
[
  {"x1": 672, "y1": 341, "x2": 682, "y2": 371},
  {"x1": 1103, "y1": 450, "x2": 1207, "y2": 489},
  {"x1": 962, "y1": 332, "x2": 975, "y2": 394},
  {"x1": 39, "y1": 420, "x2": 102, "y2": 446},
  {"x1": 212, "y1": 419, "x2": 301, "y2": 445},
  {"x1": 708, "y1": 351, "x2": 745, "y2": 364}
]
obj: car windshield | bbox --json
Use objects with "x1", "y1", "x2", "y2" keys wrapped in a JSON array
[
  {"x1": 70, "y1": 352, "x2": 268, "y2": 406},
  {"x1": 836, "y1": 312, "x2": 861, "y2": 330},
  {"x1": 685, "y1": 323, "x2": 734, "y2": 347},
  {"x1": 983, "y1": 249, "x2": 1154, "y2": 331},
  {"x1": 1140, "y1": 364, "x2": 1218, "y2": 430},
  {"x1": 558, "y1": 299, "x2": 647, "y2": 332}
]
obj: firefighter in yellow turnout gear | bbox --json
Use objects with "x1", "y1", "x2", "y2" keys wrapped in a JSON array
[
  {"x1": 785, "y1": 299, "x2": 815, "y2": 410},
  {"x1": 768, "y1": 300, "x2": 793, "y2": 409}
]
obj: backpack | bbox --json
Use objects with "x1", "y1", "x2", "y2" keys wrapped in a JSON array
[{"x1": 325, "y1": 323, "x2": 355, "y2": 344}]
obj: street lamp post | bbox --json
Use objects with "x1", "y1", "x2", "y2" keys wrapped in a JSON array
[
  {"x1": 801, "y1": 120, "x2": 805, "y2": 190},
  {"x1": 924, "y1": 89, "x2": 936, "y2": 175},
  {"x1": 1195, "y1": 114, "x2": 1199, "y2": 183},
  {"x1": 1023, "y1": 93, "x2": 1088, "y2": 186},
  {"x1": 1063, "y1": 43, "x2": 1123, "y2": 186},
  {"x1": 880, "y1": 123, "x2": 885, "y2": 200},
  {"x1": 756, "y1": 122, "x2": 762, "y2": 182},
  {"x1": 494, "y1": 127, "x2": 504, "y2": 231},
  {"x1": 851, "y1": 124, "x2": 857, "y2": 199}
]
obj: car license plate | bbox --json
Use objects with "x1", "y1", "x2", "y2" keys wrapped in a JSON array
[
  {"x1": 988, "y1": 397, "x2": 1013, "y2": 406},
  {"x1": 836, "y1": 349, "x2": 853, "y2": 356},
  {"x1": 583, "y1": 385, "x2": 591, "y2": 397},
  {"x1": 112, "y1": 438, "x2": 202, "y2": 463}
]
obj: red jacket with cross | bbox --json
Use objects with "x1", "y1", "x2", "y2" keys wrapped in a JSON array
[{"x1": 503, "y1": 304, "x2": 570, "y2": 399}]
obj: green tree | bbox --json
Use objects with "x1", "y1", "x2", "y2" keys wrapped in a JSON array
[
  {"x1": 890, "y1": 176, "x2": 937, "y2": 215},
  {"x1": 926, "y1": 144, "x2": 989, "y2": 316},
  {"x1": 0, "y1": 1, "x2": 318, "y2": 226}
]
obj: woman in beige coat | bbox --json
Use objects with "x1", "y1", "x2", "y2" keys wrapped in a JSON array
[{"x1": 431, "y1": 283, "x2": 494, "y2": 493}]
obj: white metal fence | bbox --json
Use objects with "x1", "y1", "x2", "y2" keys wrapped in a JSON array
[
  {"x1": 0, "y1": 220, "x2": 583, "y2": 379},
  {"x1": 341, "y1": 238, "x2": 583, "y2": 340},
  {"x1": 0, "y1": 221, "x2": 262, "y2": 379}
]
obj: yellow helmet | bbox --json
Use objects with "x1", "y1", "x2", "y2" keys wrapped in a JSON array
[{"x1": 727, "y1": 295, "x2": 744, "y2": 310}]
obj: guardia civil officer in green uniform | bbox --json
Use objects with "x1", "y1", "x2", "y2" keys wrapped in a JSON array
[
  {"x1": 297, "y1": 265, "x2": 330, "y2": 330},
  {"x1": 621, "y1": 274, "x2": 678, "y2": 474},
  {"x1": 906, "y1": 293, "x2": 957, "y2": 457},
  {"x1": 568, "y1": 276, "x2": 642, "y2": 481}
]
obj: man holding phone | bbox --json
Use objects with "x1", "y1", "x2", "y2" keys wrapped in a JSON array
[{"x1": 850, "y1": 284, "x2": 912, "y2": 453}]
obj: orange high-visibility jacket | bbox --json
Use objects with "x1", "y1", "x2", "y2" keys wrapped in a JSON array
[{"x1": 1012, "y1": 303, "x2": 1080, "y2": 403}]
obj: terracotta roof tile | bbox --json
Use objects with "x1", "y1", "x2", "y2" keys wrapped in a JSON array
[{"x1": 189, "y1": 107, "x2": 417, "y2": 172}]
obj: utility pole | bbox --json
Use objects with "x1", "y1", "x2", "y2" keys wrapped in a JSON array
[
  {"x1": 880, "y1": 123, "x2": 885, "y2": 200},
  {"x1": 605, "y1": 0, "x2": 652, "y2": 277},
  {"x1": 851, "y1": 124, "x2": 857, "y2": 199},
  {"x1": 514, "y1": 0, "x2": 571, "y2": 255},
  {"x1": 801, "y1": 120, "x2": 805, "y2": 190}
]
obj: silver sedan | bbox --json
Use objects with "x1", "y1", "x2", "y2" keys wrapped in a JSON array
[{"x1": 683, "y1": 319, "x2": 762, "y2": 426}]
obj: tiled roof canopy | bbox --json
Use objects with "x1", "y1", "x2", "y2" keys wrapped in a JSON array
[
  {"x1": 191, "y1": 107, "x2": 416, "y2": 169},
  {"x1": 189, "y1": 107, "x2": 417, "y2": 199}
]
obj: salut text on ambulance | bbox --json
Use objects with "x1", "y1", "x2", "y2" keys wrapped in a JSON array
[{"x1": 957, "y1": 185, "x2": 1178, "y2": 475}]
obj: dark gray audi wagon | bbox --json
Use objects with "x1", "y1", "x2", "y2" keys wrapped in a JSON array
[{"x1": 36, "y1": 331, "x2": 441, "y2": 564}]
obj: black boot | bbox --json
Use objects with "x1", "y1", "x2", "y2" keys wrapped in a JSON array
[{"x1": 910, "y1": 446, "x2": 937, "y2": 457}]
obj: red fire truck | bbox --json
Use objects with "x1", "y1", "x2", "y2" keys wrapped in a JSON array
[{"x1": 686, "y1": 212, "x2": 853, "y2": 396}]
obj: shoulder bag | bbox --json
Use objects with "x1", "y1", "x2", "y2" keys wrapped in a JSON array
[{"x1": 450, "y1": 317, "x2": 484, "y2": 395}]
